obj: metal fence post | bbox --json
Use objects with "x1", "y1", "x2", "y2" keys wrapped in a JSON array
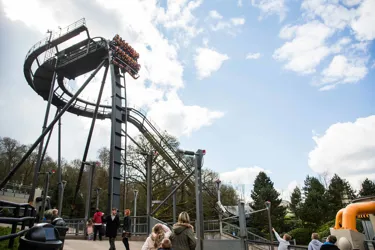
[{"x1": 195, "y1": 149, "x2": 204, "y2": 250}]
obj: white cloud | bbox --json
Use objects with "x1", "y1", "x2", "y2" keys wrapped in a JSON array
[
  {"x1": 277, "y1": 180, "x2": 301, "y2": 201},
  {"x1": 194, "y1": 48, "x2": 229, "y2": 79},
  {"x1": 251, "y1": 0, "x2": 287, "y2": 21},
  {"x1": 220, "y1": 166, "x2": 272, "y2": 201},
  {"x1": 351, "y1": 0, "x2": 375, "y2": 41},
  {"x1": 301, "y1": 0, "x2": 357, "y2": 30},
  {"x1": 148, "y1": 91, "x2": 225, "y2": 137},
  {"x1": 238, "y1": 0, "x2": 243, "y2": 7},
  {"x1": 156, "y1": 0, "x2": 204, "y2": 39},
  {"x1": 320, "y1": 55, "x2": 368, "y2": 90},
  {"x1": 209, "y1": 10, "x2": 223, "y2": 19},
  {"x1": 207, "y1": 11, "x2": 245, "y2": 34},
  {"x1": 231, "y1": 17, "x2": 246, "y2": 26},
  {"x1": 308, "y1": 116, "x2": 375, "y2": 191},
  {"x1": 246, "y1": 52, "x2": 261, "y2": 59},
  {"x1": 273, "y1": 0, "x2": 374, "y2": 90},
  {"x1": 220, "y1": 166, "x2": 272, "y2": 185},
  {"x1": 273, "y1": 21, "x2": 333, "y2": 74}
]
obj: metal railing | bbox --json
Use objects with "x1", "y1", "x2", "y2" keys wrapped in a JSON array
[
  {"x1": 25, "y1": 18, "x2": 86, "y2": 60},
  {"x1": 248, "y1": 240, "x2": 308, "y2": 250},
  {"x1": 64, "y1": 215, "x2": 149, "y2": 236},
  {"x1": 222, "y1": 221, "x2": 269, "y2": 242},
  {"x1": 0, "y1": 201, "x2": 36, "y2": 248}
]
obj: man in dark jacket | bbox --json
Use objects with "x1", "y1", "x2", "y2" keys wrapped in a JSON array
[
  {"x1": 105, "y1": 208, "x2": 120, "y2": 250},
  {"x1": 321, "y1": 235, "x2": 340, "y2": 250}
]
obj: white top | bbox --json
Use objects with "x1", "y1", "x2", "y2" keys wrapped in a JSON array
[{"x1": 274, "y1": 231, "x2": 290, "y2": 250}]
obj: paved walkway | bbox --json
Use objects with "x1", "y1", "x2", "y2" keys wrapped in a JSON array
[{"x1": 63, "y1": 239, "x2": 144, "y2": 250}]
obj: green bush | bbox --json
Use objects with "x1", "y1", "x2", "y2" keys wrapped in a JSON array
[
  {"x1": 316, "y1": 219, "x2": 335, "y2": 239},
  {"x1": 288, "y1": 228, "x2": 312, "y2": 245},
  {"x1": 0, "y1": 227, "x2": 20, "y2": 250}
]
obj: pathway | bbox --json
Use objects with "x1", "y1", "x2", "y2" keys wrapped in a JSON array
[{"x1": 63, "y1": 239, "x2": 144, "y2": 250}]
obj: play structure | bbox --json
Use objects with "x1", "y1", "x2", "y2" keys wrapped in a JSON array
[{"x1": 332, "y1": 196, "x2": 375, "y2": 250}]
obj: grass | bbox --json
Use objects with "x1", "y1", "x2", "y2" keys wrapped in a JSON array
[{"x1": 0, "y1": 227, "x2": 20, "y2": 250}]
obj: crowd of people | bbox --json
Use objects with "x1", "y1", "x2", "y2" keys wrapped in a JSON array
[
  {"x1": 111, "y1": 34, "x2": 141, "y2": 74},
  {"x1": 87, "y1": 209, "x2": 196, "y2": 250},
  {"x1": 113, "y1": 35, "x2": 139, "y2": 59},
  {"x1": 273, "y1": 228, "x2": 340, "y2": 250}
]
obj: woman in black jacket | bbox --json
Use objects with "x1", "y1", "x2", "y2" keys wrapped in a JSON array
[{"x1": 122, "y1": 209, "x2": 132, "y2": 250}]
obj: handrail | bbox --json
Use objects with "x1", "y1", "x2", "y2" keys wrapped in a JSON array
[
  {"x1": 25, "y1": 18, "x2": 86, "y2": 59},
  {"x1": 0, "y1": 216, "x2": 35, "y2": 223},
  {"x1": 0, "y1": 228, "x2": 30, "y2": 241}
]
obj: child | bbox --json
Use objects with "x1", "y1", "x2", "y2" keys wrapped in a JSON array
[
  {"x1": 87, "y1": 219, "x2": 94, "y2": 240},
  {"x1": 272, "y1": 228, "x2": 291, "y2": 250},
  {"x1": 158, "y1": 238, "x2": 173, "y2": 250}
]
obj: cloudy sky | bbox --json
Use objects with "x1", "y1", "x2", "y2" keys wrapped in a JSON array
[{"x1": 0, "y1": 0, "x2": 374, "y2": 201}]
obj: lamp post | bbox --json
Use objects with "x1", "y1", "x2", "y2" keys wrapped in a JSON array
[
  {"x1": 96, "y1": 187, "x2": 102, "y2": 209},
  {"x1": 265, "y1": 201, "x2": 273, "y2": 243},
  {"x1": 133, "y1": 189, "x2": 138, "y2": 234},
  {"x1": 39, "y1": 170, "x2": 54, "y2": 222},
  {"x1": 215, "y1": 179, "x2": 223, "y2": 236},
  {"x1": 58, "y1": 180, "x2": 67, "y2": 217}
]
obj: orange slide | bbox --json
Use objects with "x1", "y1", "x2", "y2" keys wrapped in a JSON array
[{"x1": 335, "y1": 201, "x2": 375, "y2": 231}]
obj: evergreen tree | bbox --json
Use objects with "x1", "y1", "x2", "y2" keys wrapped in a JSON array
[
  {"x1": 359, "y1": 178, "x2": 375, "y2": 197},
  {"x1": 300, "y1": 176, "x2": 327, "y2": 227},
  {"x1": 250, "y1": 172, "x2": 286, "y2": 234},
  {"x1": 325, "y1": 174, "x2": 356, "y2": 219},
  {"x1": 290, "y1": 186, "x2": 302, "y2": 219}
]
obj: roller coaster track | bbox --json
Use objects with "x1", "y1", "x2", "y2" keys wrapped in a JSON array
[{"x1": 23, "y1": 18, "x2": 217, "y2": 206}]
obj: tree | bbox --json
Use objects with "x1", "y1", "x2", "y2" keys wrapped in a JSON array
[
  {"x1": 250, "y1": 172, "x2": 286, "y2": 235},
  {"x1": 290, "y1": 186, "x2": 302, "y2": 219},
  {"x1": 359, "y1": 178, "x2": 375, "y2": 197},
  {"x1": 299, "y1": 176, "x2": 327, "y2": 227},
  {"x1": 325, "y1": 174, "x2": 355, "y2": 219}
]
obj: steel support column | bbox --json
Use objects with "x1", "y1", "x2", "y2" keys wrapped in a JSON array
[
  {"x1": 195, "y1": 150, "x2": 204, "y2": 250},
  {"x1": 0, "y1": 59, "x2": 106, "y2": 190},
  {"x1": 72, "y1": 64, "x2": 109, "y2": 212},
  {"x1": 146, "y1": 153, "x2": 152, "y2": 234},
  {"x1": 172, "y1": 182, "x2": 177, "y2": 224},
  {"x1": 123, "y1": 74, "x2": 128, "y2": 212},
  {"x1": 108, "y1": 60, "x2": 124, "y2": 213},
  {"x1": 57, "y1": 108, "x2": 63, "y2": 217},
  {"x1": 40, "y1": 109, "x2": 59, "y2": 167},
  {"x1": 39, "y1": 172, "x2": 51, "y2": 222},
  {"x1": 84, "y1": 163, "x2": 95, "y2": 221},
  {"x1": 28, "y1": 60, "x2": 58, "y2": 204}
]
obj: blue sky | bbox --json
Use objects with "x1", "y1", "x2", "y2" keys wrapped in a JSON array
[{"x1": 0, "y1": 0, "x2": 374, "y2": 200}]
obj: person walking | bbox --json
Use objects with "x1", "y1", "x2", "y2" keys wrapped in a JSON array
[
  {"x1": 105, "y1": 208, "x2": 120, "y2": 250},
  {"x1": 272, "y1": 228, "x2": 291, "y2": 250},
  {"x1": 170, "y1": 212, "x2": 196, "y2": 250},
  {"x1": 142, "y1": 223, "x2": 171, "y2": 250},
  {"x1": 122, "y1": 209, "x2": 132, "y2": 250},
  {"x1": 93, "y1": 208, "x2": 104, "y2": 241},
  {"x1": 309, "y1": 233, "x2": 323, "y2": 250}
]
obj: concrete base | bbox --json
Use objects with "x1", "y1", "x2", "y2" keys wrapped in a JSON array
[{"x1": 330, "y1": 228, "x2": 366, "y2": 250}]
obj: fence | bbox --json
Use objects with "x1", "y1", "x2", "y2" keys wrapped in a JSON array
[
  {"x1": 64, "y1": 215, "x2": 149, "y2": 236},
  {"x1": 0, "y1": 201, "x2": 36, "y2": 248}
]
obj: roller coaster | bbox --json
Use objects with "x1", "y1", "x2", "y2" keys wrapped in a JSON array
[{"x1": 0, "y1": 16, "x2": 221, "y2": 225}]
